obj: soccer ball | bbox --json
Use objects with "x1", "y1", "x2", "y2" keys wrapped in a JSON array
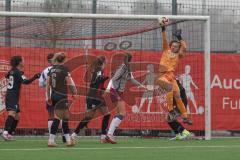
[
  {"x1": 132, "y1": 105, "x2": 140, "y2": 113},
  {"x1": 159, "y1": 17, "x2": 169, "y2": 26}
]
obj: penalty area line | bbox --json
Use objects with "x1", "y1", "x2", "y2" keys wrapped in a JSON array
[{"x1": 1, "y1": 145, "x2": 240, "y2": 151}]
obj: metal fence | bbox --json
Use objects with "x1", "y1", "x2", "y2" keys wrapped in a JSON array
[{"x1": 0, "y1": 0, "x2": 239, "y2": 52}]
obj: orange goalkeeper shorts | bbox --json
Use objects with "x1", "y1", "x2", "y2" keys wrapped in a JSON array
[{"x1": 157, "y1": 72, "x2": 180, "y2": 92}]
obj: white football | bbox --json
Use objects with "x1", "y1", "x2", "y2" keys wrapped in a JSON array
[{"x1": 159, "y1": 17, "x2": 169, "y2": 26}]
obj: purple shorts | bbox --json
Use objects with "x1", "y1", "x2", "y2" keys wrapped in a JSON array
[{"x1": 109, "y1": 88, "x2": 123, "y2": 103}]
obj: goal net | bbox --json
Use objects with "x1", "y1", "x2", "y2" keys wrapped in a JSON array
[{"x1": 0, "y1": 12, "x2": 210, "y2": 140}]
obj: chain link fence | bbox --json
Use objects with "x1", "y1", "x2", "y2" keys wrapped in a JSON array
[{"x1": 0, "y1": 0, "x2": 239, "y2": 52}]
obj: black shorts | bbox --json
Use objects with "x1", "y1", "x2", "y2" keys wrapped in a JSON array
[
  {"x1": 5, "y1": 101, "x2": 20, "y2": 113},
  {"x1": 86, "y1": 97, "x2": 105, "y2": 110},
  {"x1": 51, "y1": 92, "x2": 68, "y2": 110}
]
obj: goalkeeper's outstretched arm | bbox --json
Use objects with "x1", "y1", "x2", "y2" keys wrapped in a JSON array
[
  {"x1": 179, "y1": 40, "x2": 187, "y2": 58},
  {"x1": 159, "y1": 18, "x2": 169, "y2": 51},
  {"x1": 173, "y1": 29, "x2": 187, "y2": 58}
]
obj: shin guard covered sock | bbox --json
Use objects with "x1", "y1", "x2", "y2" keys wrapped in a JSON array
[
  {"x1": 101, "y1": 114, "x2": 110, "y2": 135},
  {"x1": 168, "y1": 120, "x2": 185, "y2": 134},
  {"x1": 4, "y1": 116, "x2": 15, "y2": 133},
  {"x1": 108, "y1": 114, "x2": 123, "y2": 135},
  {"x1": 49, "y1": 118, "x2": 60, "y2": 143},
  {"x1": 9, "y1": 119, "x2": 19, "y2": 135},
  {"x1": 62, "y1": 119, "x2": 70, "y2": 142},
  {"x1": 48, "y1": 119, "x2": 53, "y2": 134},
  {"x1": 176, "y1": 98, "x2": 188, "y2": 118},
  {"x1": 74, "y1": 117, "x2": 91, "y2": 134}
]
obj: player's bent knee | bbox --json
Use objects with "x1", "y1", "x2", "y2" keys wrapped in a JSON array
[
  {"x1": 166, "y1": 112, "x2": 177, "y2": 122},
  {"x1": 54, "y1": 113, "x2": 62, "y2": 120},
  {"x1": 173, "y1": 91, "x2": 181, "y2": 99},
  {"x1": 8, "y1": 111, "x2": 18, "y2": 119}
]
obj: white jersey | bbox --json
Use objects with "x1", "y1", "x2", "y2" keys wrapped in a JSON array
[
  {"x1": 39, "y1": 66, "x2": 52, "y2": 100},
  {"x1": 39, "y1": 66, "x2": 52, "y2": 88},
  {"x1": 106, "y1": 64, "x2": 142, "y2": 92}
]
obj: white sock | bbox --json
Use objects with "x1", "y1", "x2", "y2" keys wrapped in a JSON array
[
  {"x1": 3, "y1": 130, "x2": 8, "y2": 135},
  {"x1": 100, "y1": 134, "x2": 106, "y2": 139},
  {"x1": 49, "y1": 134, "x2": 55, "y2": 143},
  {"x1": 71, "y1": 132, "x2": 77, "y2": 137},
  {"x1": 48, "y1": 120, "x2": 53, "y2": 134},
  {"x1": 60, "y1": 120, "x2": 64, "y2": 136},
  {"x1": 108, "y1": 117, "x2": 122, "y2": 135},
  {"x1": 64, "y1": 134, "x2": 71, "y2": 142}
]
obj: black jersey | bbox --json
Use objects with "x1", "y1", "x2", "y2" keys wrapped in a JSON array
[
  {"x1": 48, "y1": 65, "x2": 70, "y2": 95},
  {"x1": 5, "y1": 68, "x2": 27, "y2": 104},
  {"x1": 87, "y1": 68, "x2": 108, "y2": 99}
]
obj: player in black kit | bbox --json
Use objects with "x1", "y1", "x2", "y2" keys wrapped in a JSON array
[
  {"x1": 46, "y1": 52, "x2": 77, "y2": 147},
  {"x1": 168, "y1": 78, "x2": 191, "y2": 140},
  {"x1": 71, "y1": 56, "x2": 110, "y2": 144},
  {"x1": 2, "y1": 55, "x2": 40, "y2": 141}
]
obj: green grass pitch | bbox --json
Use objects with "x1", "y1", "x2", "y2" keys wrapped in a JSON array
[{"x1": 1, "y1": 137, "x2": 240, "y2": 160}]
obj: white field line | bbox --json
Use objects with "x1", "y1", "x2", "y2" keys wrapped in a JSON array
[{"x1": 1, "y1": 145, "x2": 240, "y2": 151}]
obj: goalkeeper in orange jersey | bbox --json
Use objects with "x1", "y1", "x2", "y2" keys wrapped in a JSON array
[{"x1": 157, "y1": 18, "x2": 192, "y2": 125}]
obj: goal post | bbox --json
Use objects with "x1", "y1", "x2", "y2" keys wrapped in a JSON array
[
  {"x1": 0, "y1": 11, "x2": 211, "y2": 140},
  {"x1": 204, "y1": 17, "x2": 211, "y2": 140}
]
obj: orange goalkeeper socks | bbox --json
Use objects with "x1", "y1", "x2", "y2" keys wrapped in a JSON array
[
  {"x1": 175, "y1": 98, "x2": 188, "y2": 118},
  {"x1": 166, "y1": 92, "x2": 174, "y2": 111}
]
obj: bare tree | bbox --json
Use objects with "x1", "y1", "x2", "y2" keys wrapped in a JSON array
[{"x1": 36, "y1": 0, "x2": 73, "y2": 48}]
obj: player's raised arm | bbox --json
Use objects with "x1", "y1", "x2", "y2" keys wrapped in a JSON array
[
  {"x1": 159, "y1": 17, "x2": 170, "y2": 51},
  {"x1": 173, "y1": 29, "x2": 187, "y2": 58}
]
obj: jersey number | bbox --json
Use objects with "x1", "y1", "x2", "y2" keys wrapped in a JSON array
[
  {"x1": 7, "y1": 75, "x2": 14, "y2": 89},
  {"x1": 51, "y1": 73, "x2": 57, "y2": 88}
]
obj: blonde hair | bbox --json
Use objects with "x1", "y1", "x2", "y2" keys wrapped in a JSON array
[{"x1": 52, "y1": 52, "x2": 66, "y2": 63}]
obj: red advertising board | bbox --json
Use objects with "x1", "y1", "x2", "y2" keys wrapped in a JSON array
[{"x1": 0, "y1": 47, "x2": 239, "y2": 131}]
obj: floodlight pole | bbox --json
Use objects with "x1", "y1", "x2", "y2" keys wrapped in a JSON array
[
  {"x1": 172, "y1": 0, "x2": 177, "y2": 39},
  {"x1": 5, "y1": 0, "x2": 11, "y2": 47},
  {"x1": 92, "y1": 0, "x2": 97, "y2": 49}
]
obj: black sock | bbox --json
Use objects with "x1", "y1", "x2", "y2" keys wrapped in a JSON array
[
  {"x1": 101, "y1": 114, "x2": 110, "y2": 135},
  {"x1": 62, "y1": 119, "x2": 69, "y2": 134},
  {"x1": 168, "y1": 120, "x2": 185, "y2": 134},
  {"x1": 50, "y1": 118, "x2": 60, "y2": 135},
  {"x1": 176, "y1": 121, "x2": 185, "y2": 134},
  {"x1": 4, "y1": 116, "x2": 15, "y2": 132},
  {"x1": 61, "y1": 127, "x2": 66, "y2": 143},
  {"x1": 9, "y1": 119, "x2": 19, "y2": 135},
  {"x1": 75, "y1": 117, "x2": 91, "y2": 134}
]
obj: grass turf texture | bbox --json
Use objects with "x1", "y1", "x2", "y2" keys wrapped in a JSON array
[{"x1": 0, "y1": 137, "x2": 240, "y2": 160}]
